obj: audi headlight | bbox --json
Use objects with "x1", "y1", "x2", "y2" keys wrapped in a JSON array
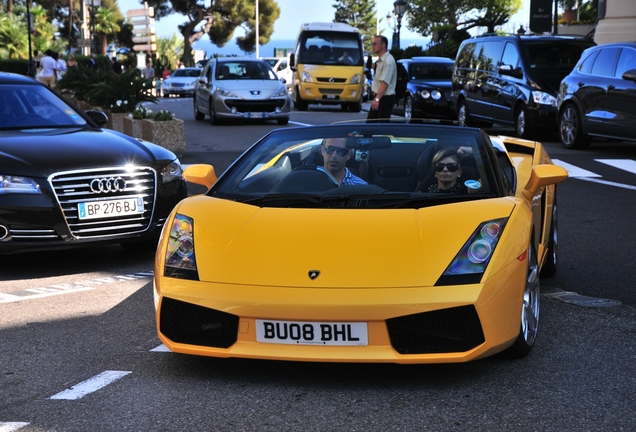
[
  {"x1": 531, "y1": 91, "x2": 557, "y2": 107},
  {"x1": 0, "y1": 175, "x2": 41, "y2": 194},
  {"x1": 160, "y1": 160, "x2": 184, "y2": 184},
  {"x1": 350, "y1": 73, "x2": 361, "y2": 84},
  {"x1": 215, "y1": 86, "x2": 238, "y2": 97},
  {"x1": 273, "y1": 86, "x2": 288, "y2": 97},
  {"x1": 164, "y1": 214, "x2": 199, "y2": 280},
  {"x1": 436, "y1": 218, "x2": 508, "y2": 286},
  {"x1": 301, "y1": 71, "x2": 313, "y2": 83}
]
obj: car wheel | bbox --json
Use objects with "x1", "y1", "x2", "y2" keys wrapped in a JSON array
[
  {"x1": 457, "y1": 99, "x2": 473, "y2": 126},
  {"x1": 349, "y1": 101, "x2": 362, "y2": 113},
  {"x1": 559, "y1": 104, "x2": 591, "y2": 149},
  {"x1": 514, "y1": 106, "x2": 532, "y2": 139},
  {"x1": 541, "y1": 190, "x2": 558, "y2": 277},
  {"x1": 295, "y1": 88, "x2": 308, "y2": 111},
  {"x1": 404, "y1": 95, "x2": 413, "y2": 121},
  {"x1": 277, "y1": 117, "x2": 289, "y2": 125},
  {"x1": 208, "y1": 101, "x2": 217, "y2": 125},
  {"x1": 193, "y1": 97, "x2": 204, "y2": 121},
  {"x1": 505, "y1": 242, "x2": 540, "y2": 358}
]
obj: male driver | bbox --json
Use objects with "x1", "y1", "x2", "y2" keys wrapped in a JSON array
[
  {"x1": 321, "y1": 138, "x2": 367, "y2": 185},
  {"x1": 367, "y1": 35, "x2": 397, "y2": 122}
]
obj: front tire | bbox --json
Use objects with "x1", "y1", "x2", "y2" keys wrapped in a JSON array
[
  {"x1": 208, "y1": 101, "x2": 217, "y2": 125},
  {"x1": 505, "y1": 243, "x2": 540, "y2": 358},
  {"x1": 541, "y1": 191, "x2": 558, "y2": 277},
  {"x1": 193, "y1": 96, "x2": 204, "y2": 121},
  {"x1": 515, "y1": 106, "x2": 531, "y2": 139},
  {"x1": 457, "y1": 99, "x2": 473, "y2": 126},
  {"x1": 294, "y1": 88, "x2": 308, "y2": 111},
  {"x1": 559, "y1": 104, "x2": 591, "y2": 149},
  {"x1": 277, "y1": 117, "x2": 289, "y2": 125}
]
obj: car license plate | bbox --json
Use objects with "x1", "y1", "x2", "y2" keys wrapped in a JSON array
[
  {"x1": 245, "y1": 112, "x2": 266, "y2": 118},
  {"x1": 256, "y1": 320, "x2": 368, "y2": 346},
  {"x1": 78, "y1": 197, "x2": 144, "y2": 220}
]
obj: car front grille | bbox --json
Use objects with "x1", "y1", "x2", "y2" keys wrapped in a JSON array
[
  {"x1": 225, "y1": 99, "x2": 286, "y2": 112},
  {"x1": 160, "y1": 297, "x2": 239, "y2": 348},
  {"x1": 316, "y1": 77, "x2": 347, "y2": 83},
  {"x1": 386, "y1": 306, "x2": 485, "y2": 354},
  {"x1": 9, "y1": 228, "x2": 61, "y2": 241},
  {"x1": 50, "y1": 167, "x2": 156, "y2": 239}
]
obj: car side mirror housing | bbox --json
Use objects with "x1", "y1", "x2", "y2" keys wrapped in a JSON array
[
  {"x1": 280, "y1": 78, "x2": 287, "y2": 84},
  {"x1": 198, "y1": 76, "x2": 208, "y2": 85},
  {"x1": 289, "y1": 53, "x2": 296, "y2": 71},
  {"x1": 622, "y1": 69, "x2": 636, "y2": 82},
  {"x1": 499, "y1": 64, "x2": 523, "y2": 79},
  {"x1": 522, "y1": 164, "x2": 568, "y2": 200},
  {"x1": 183, "y1": 164, "x2": 217, "y2": 189},
  {"x1": 85, "y1": 110, "x2": 109, "y2": 127}
]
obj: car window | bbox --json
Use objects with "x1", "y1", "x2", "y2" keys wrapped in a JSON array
[
  {"x1": 210, "y1": 126, "x2": 500, "y2": 208},
  {"x1": 524, "y1": 40, "x2": 592, "y2": 70},
  {"x1": 616, "y1": 47, "x2": 636, "y2": 78},
  {"x1": 501, "y1": 42, "x2": 520, "y2": 69},
  {"x1": 578, "y1": 49, "x2": 599, "y2": 74},
  {"x1": 172, "y1": 69, "x2": 201, "y2": 78},
  {"x1": 216, "y1": 61, "x2": 276, "y2": 80},
  {"x1": 591, "y1": 47, "x2": 620, "y2": 77},
  {"x1": 478, "y1": 41, "x2": 503, "y2": 71}
]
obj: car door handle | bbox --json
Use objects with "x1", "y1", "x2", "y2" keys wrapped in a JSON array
[{"x1": 577, "y1": 82, "x2": 585, "y2": 87}]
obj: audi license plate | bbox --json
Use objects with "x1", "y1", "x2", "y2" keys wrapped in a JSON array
[
  {"x1": 256, "y1": 319, "x2": 368, "y2": 346},
  {"x1": 245, "y1": 112, "x2": 266, "y2": 118},
  {"x1": 78, "y1": 197, "x2": 144, "y2": 220}
]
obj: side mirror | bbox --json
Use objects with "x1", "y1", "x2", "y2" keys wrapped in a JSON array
[
  {"x1": 499, "y1": 64, "x2": 523, "y2": 79},
  {"x1": 183, "y1": 164, "x2": 217, "y2": 189},
  {"x1": 280, "y1": 78, "x2": 287, "y2": 84},
  {"x1": 198, "y1": 76, "x2": 208, "y2": 85},
  {"x1": 289, "y1": 53, "x2": 296, "y2": 71},
  {"x1": 522, "y1": 164, "x2": 568, "y2": 200},
  {"x1": 622, "y1": 69, "x2": 636, "y2": 82},
  {"x1": 85, "y1": 110, "x2": 109, "y2": 127}
]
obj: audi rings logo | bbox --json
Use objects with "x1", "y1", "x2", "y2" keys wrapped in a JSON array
[{"x1": 90, "y1": 177, "x2": 126, "y2": 194}]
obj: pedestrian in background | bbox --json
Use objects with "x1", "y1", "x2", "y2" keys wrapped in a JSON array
[
  {"x1": 56, "y1": 52, "x2": 67, "y2": 80},
  {"x1": 142, "y1": 61, "x2": 155, "y2": 79},
  {"x1": 367, "y1": 35, "x2": 396, "y2": 122},
  {"x1": 39, "y1": 50, "x2": 58, "y2": 88},
  {"x1": 112, "y1": 56, "x2": 122, "y2": 74},
  {"x1": 163, "y1": 65, "x2": 171, "y2": 79},
  {"x1": 67, "y1": 53, "x2": 78, "y2": 68}
]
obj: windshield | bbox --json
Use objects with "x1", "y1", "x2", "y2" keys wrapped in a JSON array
[
  {"x1": 410, "y1": 63, "x2": 453, "y2": 80},
  {"x1": 215, "y1": 61, "x2": 277, "y2": 80},
  {"x1": 0, "y1": 84, "x2": 87, "y2": 129},
  {"x1": 172, "y1": 69, "x2": 201, "y2": 78},
  {"x1": 211, "y1": 125, "x2": 501, "y2": 209},
  {"x1": 297, "y1": 31, "x2": 363, "y2": 66}
]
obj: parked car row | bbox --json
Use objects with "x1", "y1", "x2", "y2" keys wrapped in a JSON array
[{"x1": 395, "y1": 35, "x2": 636, "y2": 150}]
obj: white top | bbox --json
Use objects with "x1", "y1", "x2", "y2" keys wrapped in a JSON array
[{"x1": 40, "y1": 55, "x2": 57, "y2": 78}]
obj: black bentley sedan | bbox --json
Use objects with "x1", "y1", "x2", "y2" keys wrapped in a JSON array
[
  {"x1": 397, "y1": 57, "x2": 455, "y2": 121},
  {"x1": 0, "y1": 72, "x2": 188, "y2": 254}
]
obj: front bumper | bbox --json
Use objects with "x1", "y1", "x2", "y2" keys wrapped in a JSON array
[{"x1": 155, "y1": 258, "x2": 526, "y2": 364}]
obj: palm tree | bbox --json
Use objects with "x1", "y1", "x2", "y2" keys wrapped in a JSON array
[
  {"x1": 156, "y1": 33, "x2": 184, "y2": 70},
  {"x1": 0, "y1": 13, "x2": 29, "y2": 58},
  {"x1": 94, "y1": 6, "x2": 120, "y2": 55}
]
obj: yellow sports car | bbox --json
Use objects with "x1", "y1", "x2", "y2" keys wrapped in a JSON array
[{"x1": 154, "y1": 122, "x2": 567, "y2": 363}]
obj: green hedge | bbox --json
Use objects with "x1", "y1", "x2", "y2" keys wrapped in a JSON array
[{"x1": 0, "y1": 59, "x2": 29, "y2": 75}]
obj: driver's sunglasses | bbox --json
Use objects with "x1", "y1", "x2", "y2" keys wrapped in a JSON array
[
  {"x1": 434, "y1": 163, "x2": 460, "y2": 172},
  {"x1": 323, "y1": 145, "x2": 350, "y2": 157}
]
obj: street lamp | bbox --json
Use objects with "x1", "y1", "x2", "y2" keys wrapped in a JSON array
[
  {"x1": 393, "y1": 0, "x2": 406, "y2": 50},
  {"x1": 87, "y1": 0, "x2": 101, "y2": 54}
]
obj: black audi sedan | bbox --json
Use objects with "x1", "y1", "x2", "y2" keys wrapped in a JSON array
[
  {"x1": 557, "y1": 42, "x2": 636, "y2": 149},
  {"x1": 0, "y1": 72, "x2": 188, "y2": 254},
  {"x1": 397, "y1": 57, "x2": 455, "y2": 121}
]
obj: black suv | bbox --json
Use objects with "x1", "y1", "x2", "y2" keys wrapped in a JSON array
[
  {"x1": 451, "y1": 34, "x2": 595, "y2": 138},
  {"x1": 557, "y1": 42, "x2": 636, "y2": 149}
]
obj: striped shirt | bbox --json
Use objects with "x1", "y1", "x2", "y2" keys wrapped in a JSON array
[{"x1": 342, "y1": 168, "x2": 367, "y2": 185}]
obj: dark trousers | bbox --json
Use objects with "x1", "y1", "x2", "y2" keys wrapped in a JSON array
[{"x1": 366, "y1": 94, "x2": 396, "y2": 122}]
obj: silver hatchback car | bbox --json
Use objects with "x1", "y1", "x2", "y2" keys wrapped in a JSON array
[{"x1": 193, "y1": 58, "x2": 291, "y2": 125}]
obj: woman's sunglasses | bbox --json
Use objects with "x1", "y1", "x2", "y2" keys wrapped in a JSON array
[
  {"x1": 434, "y1": 163, "x2": 460, "y2": 172},
  {"x1": 323, "y1": 145, "x2": 350, "y2": 157}
]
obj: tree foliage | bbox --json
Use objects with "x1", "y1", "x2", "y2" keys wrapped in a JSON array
[
  {"x1": 143, "y1": 0, "x2": 280, "y2": 65},
  {"x1": 332, "y1": 0, "x2": 377, "y2": 53}
]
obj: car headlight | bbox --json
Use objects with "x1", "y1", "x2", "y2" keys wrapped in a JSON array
[
  {"x1": 350, "y1": 73, "x2": 361, "y2": 84},
  {"x1": 160, "y1": 160, "x2": 184, "y2": 184},
  {"x1": 215, "y1": 86, "x2": 238, "y2": 97},
  {"x1": 164, "y1": 213, "x2": 199, "y2": 280},
  {"x1": 273, "y1": 86, "x2": 288, "y2": 97},
  {"x1": 301, "y1": 71, "x2": 313, "y2": 83},
  {"x1": 419, "y1": 90, "x2": 442, "y2": 100},
  {"x1": 436, "y1": 218, "x2": 508, "y2": 286},
  {"x1": 531, "y1": 91, "x2": 557, "y2": 107},
  {"x1": 0, "y1": 175, "x2": 41, "y2": 194}
]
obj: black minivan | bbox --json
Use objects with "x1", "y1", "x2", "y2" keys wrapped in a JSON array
[{"x1": 451, "y1": 34, "x2": 595, "y2": 138}]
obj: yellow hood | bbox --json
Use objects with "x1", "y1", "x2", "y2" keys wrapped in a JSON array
[{"x1": 177, "y1": 196, "x2": 517, "y2": 288}]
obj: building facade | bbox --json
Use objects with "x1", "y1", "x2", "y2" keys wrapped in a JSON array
[{"x1": 595, "y1": 0, "x2": 636, "y2": 44}]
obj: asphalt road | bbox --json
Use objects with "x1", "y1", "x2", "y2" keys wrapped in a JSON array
[{"x1": 1, "y1": 99, "x2": 635, "y2": 431}]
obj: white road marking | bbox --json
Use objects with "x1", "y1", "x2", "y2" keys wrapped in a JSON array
[
  {"x1": 551, "y1": 159, "x2": 601, "y2": 177},
  {"x1": 0, "y1": 272, "x2": 153, "y2": 304},
  {"x1": 49, "y1": 371, "x2": 131, "y2": 400},
  {"x1": 150, "y1": 344, "x2": 172, "y2": 352},
  {"x1": 596, "y1": 159, "x2": 636, "y2": 174},
  {"x1": 0, "y1": 423, "x2": 30, "y2": 432},
  {"x1": 552, "y1": 159, "x2": 636, "y2": 191}
]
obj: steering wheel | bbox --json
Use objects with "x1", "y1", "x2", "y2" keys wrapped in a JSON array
[{"x1": 10, "y1": 113, "x2": 45, "y2": 127}]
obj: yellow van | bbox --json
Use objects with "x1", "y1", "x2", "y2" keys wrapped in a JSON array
[{"x1": 289, "y1": 22, "x2": 365, "y2": 112}]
